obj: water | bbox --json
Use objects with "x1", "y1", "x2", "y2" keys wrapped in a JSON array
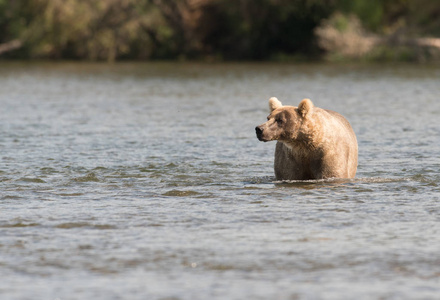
[{"x1": 1, "y1": 62, "x2": 439, "y2": 299}]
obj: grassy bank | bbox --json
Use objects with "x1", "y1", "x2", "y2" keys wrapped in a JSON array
[{"x1": 1, "y1": 0, "x2": 440, "y2": 62}]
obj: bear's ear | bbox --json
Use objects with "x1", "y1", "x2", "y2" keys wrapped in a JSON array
[
  {"x1": 298, "y1": 98, "x2": 314, "y2": 117},
  {"x1": 269, "y1": 97, "x2": 282, "y2": 112}
]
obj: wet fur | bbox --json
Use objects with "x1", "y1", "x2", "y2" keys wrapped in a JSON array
[{"x1": 256, "y1": 98, "x2": 358, "y2": 180}]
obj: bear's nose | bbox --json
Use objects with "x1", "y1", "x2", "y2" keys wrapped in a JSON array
[{"x1": 255, "y1": 126, "x2": 263, "y2": 139}]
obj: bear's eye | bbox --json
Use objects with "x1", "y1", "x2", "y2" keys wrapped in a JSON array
[{"x1": 276, "y1": 118, "x2": 283, "y2": 124}]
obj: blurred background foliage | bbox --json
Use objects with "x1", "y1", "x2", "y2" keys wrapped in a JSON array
[{"x1": 0, "y1": 0, "x2": 439, "y2": 61}]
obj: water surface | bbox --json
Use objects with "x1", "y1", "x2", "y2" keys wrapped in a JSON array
[{"x1": 1, "y1": 62, "x2": 439, "y2": 299}]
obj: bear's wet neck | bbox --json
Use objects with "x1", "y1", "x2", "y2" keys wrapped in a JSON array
[
  {"x1": 283, "y1": 118, "x2": 324, "y2": 152},
  {"x1": 282, "y1": 137, "x2": 319, "y2": 153}
]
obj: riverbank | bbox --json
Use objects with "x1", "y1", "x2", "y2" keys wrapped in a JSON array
[
  {"x1": 2, "y1": 1, "x2": 440, "y2": 63},
  {"x1": 315, "y1": 13, "x2": 440, "y2": 63}
]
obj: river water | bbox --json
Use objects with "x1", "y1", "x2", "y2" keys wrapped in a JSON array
[{"x1": 1, "y1": 62, "x2": 439, "y2": 299}]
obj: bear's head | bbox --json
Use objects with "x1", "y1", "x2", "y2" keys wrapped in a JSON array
[{"x1": 255, "y1": 97, "x2": 314, "y2": 143}]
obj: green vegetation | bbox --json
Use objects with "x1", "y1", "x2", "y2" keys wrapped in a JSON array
[{"x1": 0, "y1": 0, "x2": 439, "y2": 61}]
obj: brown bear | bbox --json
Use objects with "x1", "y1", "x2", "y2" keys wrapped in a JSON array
[{"x1": 255, "y1": 97, "x2": 358, "y2": 180}]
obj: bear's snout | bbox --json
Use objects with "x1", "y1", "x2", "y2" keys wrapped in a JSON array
[{"x1": 255, "y1": 126, "x2": 265, "y2": 141}]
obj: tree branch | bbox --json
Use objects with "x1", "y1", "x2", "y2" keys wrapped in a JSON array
[{"x1": 0, "y1": 40, "x2": 22, "y2": 55}]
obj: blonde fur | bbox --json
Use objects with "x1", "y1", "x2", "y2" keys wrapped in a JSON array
[
  {"x1": 298, "y1": 98, "x2": 314, "y2": 117},
  {"x1": 269, "y1": 97, "x2": 283, "y2": 111},
  {"x1": 256, "y1": 97, "x2": 358, "y2": 180}
]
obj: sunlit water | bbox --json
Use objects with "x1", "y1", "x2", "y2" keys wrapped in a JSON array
[{"x1": 1, "y1": 62, "x2": 439, "y2": 299}]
